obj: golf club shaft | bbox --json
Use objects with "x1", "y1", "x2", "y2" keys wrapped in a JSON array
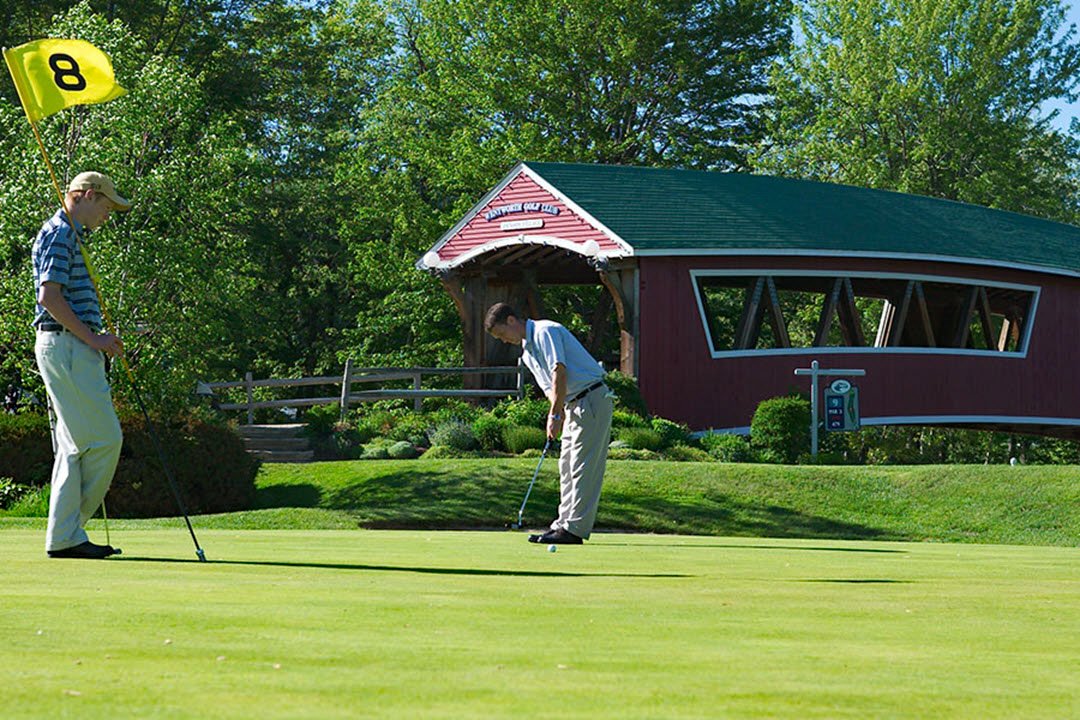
[
  {"x1": 129, "y1": 373, "x2": 206, "y2": 561},
  {"x1": 516, "y1": 439, "x2": 550, "y2": 525}
]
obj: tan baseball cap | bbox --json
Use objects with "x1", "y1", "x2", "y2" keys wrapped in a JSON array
[{"x1": 67, "y1": 171, "x2": 132, "y2": 211}]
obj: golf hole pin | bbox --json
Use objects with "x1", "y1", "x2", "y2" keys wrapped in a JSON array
[{"x1": 547, "y1": 544, "x2": 557, "y2": 553}]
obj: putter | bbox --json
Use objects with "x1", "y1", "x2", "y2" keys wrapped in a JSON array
[{"x1": 510, "y1": 438, "x2": 554, "y2": 530}]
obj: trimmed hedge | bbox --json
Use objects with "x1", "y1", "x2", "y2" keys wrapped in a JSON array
[
  {"x1": 108, "y1": 412, "x2": 259, "y2": 518},
  {"x1": 0, "y1": 410, "x2": 258, "y2": 518},
  {"x1": 751, "y1": 396, "x2": 812, "y2": 464},
  {"x1": 0, "y1": 413, "x2": 53, "y2": 486}
]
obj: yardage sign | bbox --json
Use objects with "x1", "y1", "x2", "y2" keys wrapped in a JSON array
[{"x1": 824, "y1": 382, "x2": 859, "y2": 431}]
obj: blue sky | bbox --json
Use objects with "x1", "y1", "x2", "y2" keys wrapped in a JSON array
[{"x1": 1041, "y1": 1, "x2": 1080, "y2": 131}]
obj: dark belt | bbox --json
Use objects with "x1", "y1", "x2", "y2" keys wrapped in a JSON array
[
  {"x1": 36, "y1": 323, "x2": 101, "y2": 333},
  {"x1": 567, "y1": 381, "x2": 605, "y2": 405}
]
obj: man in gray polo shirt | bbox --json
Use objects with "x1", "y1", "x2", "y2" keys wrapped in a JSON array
[
  {"x1": 32, "y1": 171, "x2": 130, "y2": 559},
  {"x1": 485, "y1": 303, "x2": 614, "y2": 544}
]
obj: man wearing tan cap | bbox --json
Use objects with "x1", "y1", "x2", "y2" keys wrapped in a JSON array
[{"x1": 32, "y1": 171, "x2": 130, "y2": 559}]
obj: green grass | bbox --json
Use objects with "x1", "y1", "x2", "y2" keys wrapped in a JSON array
[
  {"x1": 1, "y1": 528, "x2": 1077, "y2": 719},
  {"x1": 240, "y1": 459, "x2": 1080, "y2": 545}
]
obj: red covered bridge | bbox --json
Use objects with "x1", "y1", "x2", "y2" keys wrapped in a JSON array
[{"x1": 419, "y1": 162, "x2": 1080, "y2": 437}]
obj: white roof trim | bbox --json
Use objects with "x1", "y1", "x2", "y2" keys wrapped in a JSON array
[
  {"x1": 635, "y1": 247, "x2": 1080, "y2": 280},
  {"x1": 417, "y1": 162, "x2": 528, "y2": 270},
  {"x1": 418, "y1": 163, "x2": 634, "y2": 271},
  {"x1": 440, "y1": 234, "x2": 620, "y2": 270},
  {"x1": 520, "y1": 163, "x2": 635, "y2": 256}
]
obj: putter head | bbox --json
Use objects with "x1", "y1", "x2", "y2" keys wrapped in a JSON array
[{"x1": 196, "y1": 548, "x2": 207, "y2": 563}]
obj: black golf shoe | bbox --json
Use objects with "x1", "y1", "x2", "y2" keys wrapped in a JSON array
[
  {"x1": 47, "y1": 541, "x2": 120, "y2": 559},
  {"x1": 528, "y1": 527, "x2": 583, "y2": 545}
]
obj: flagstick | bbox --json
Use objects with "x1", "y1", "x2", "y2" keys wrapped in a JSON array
[{"x1": 25, "y1": 117, "x2": 207, "y2": 563}]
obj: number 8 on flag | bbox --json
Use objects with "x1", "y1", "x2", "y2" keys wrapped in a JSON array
[{"x1": 3, "y1": 38, "x2": 125, "y2": 123}]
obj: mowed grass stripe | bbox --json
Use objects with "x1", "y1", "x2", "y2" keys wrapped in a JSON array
[{"x1": 1, "y1": 529, "x2": 1078, "y2": 719}]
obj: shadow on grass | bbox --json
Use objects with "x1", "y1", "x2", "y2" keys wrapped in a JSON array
[
  {"x1": 114, "y1": 555, "x2": 691, "y2": 578},
  {"x1": 591, "y1": 542, "x2": 905, "y2": 554},
  {"x1": 255, "y1": 467, "x2": 889, "y2": 541},
  {"x1": 797, "y1": 579, "x2": 911, "y2": 584},
  {"x1": 255, "y1": 483, "x2": 323, "y2": 509},
  {"x1": 599, "y1": 486, "x2": 888, "y2": 541}
]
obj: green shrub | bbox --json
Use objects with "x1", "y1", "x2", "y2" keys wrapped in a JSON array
[
  {"x1": 387, "y1": 413, "x2": 434, "y2": 445},
  {"x1": 495, "y1": 397, "x2": 549, "y2": 428},
  {"x1": 0, "y1": 412, "x2": 53, "y2": 486},
  {"x1": 612, "y1": 410, "x2": 648, "y2": 430},
  {"x1": 428, "y1": 420, "x2": 478, "y2": 451},
  {"x1": 699, "y1": 432, "x2": 755, "y2": 462},
  {"x1": 472, "y1": 414, "x2": 509, "y2": 451},
  {"x1": 604, "y1": 371, "x2": 648, "y2": 417},
  {"x1": 617, "y1": 427, "x2": 664, "y2": 451},
  {"x1": 1, "y1": 485, "x2": 49, "y2": 517},
  {"x1": 0, "y1": 477, "x2": 29, "y2": 509},
  {"x1": 420, "y1": 445, "x2": 487, "y2": 459},
  {"x1": 750, "y1": 396, "x2": 811, "y2": 464},
  {"x1": 428, "y1": 400, "x2": 482, "y2": 426},
  {"x1": 503, "y1": 425, "x2": 547, "y2": 454},
  {"x1": 356, "y1": 409, "x2": 398, "y2": 441},
  {"x1": 303, "y1": 403, "x2": 340, "y2": 438},
  {"x1": 107, "y1": 410, "x2": 259, "y2": 518},
  {"x1": 387, "y1": 441, "x2": 418, "y2": 459},
  {"x1": 662, "y1": 444, "x2": 713, "y2": 462},
  {"x1": 650, "y1": 417, "x2": 690, "y2": 449},
  {"x1": 360, "y1": 444, "x2": 391, "y2": 460}
]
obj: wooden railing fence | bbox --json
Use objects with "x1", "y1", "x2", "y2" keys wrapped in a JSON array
[{"x1": 199, "y1": 362, "x2": 526, "y2": 424}]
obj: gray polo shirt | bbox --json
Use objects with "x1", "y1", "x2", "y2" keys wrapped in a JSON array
[{"x1": 521, "y1": 319, "x2": 604, "y2": 400}]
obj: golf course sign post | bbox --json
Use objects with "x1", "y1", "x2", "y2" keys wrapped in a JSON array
[{"x1": 794, "y1": 360, "x2": 866, "y2": 458}]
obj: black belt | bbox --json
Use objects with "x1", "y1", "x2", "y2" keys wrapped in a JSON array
[
  {"x1": 567, "y1": 381, "x2": 605, "y2": 405},
  {"x1": 36, "y1": 323, "x2": 101, "y2": 333}
]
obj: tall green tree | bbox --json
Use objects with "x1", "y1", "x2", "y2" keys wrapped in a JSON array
[
  {"x1": 336, "y1": 0, "x2": 792, "y2": 365},
  {"x1": 754, "y1": 0, "x2": 1080, "y2": 223},
  {"x1": 0, "y1": 3, "x2": 264, "y2": 411}
]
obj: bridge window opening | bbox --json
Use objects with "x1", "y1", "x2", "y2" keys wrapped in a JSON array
[{"x1": 693, "y1": 273, "x2": 1035, "y2": 355}]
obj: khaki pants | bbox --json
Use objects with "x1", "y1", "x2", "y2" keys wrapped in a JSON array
[
  {"x1": 553, "y1": 388, "x2": 614, "y2": 539},
  {"x1": 35, "y1": 331, "x2": 123, "y2": 552}
]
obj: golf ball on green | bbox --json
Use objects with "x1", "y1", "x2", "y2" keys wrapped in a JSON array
[{"x1": 547, "y1": 544, "x2": 557, "y2": 553}]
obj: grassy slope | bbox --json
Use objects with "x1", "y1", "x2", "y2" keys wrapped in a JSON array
[
  {"x1": 1, "y1": 529, "x2": 1078, "y2": 720},
  {"x1": 230, "y1": 460, "x2": 1080, "y2": 545},
  {"x1": 5, "y1": 459, "x2": 1078, "y2": 545}
]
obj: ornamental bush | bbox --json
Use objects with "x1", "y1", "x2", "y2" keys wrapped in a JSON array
[
  {"x1": 0, "y1": 412, "x2": 53, "y2": 486},
  {"x1": 650, "y1": 417, "x2": 691, "y2": 449},
  {"x1": 750, "y1": 396, "x2": 811, "y2": 464},
  {"x1": 428, "y1": 420, "x2": 478, "y2": 451},
  {"x1": 472, "y1": 414, "x2": 509, "y2": 451},
  {"x1": 107, "y1": 410, "x2": 259, "y2": 518},
  {"x1": 604, "y1": 371, "x2": 648, "y2": 417},
  {"x1": 617, "y1": 427, "x2": 664, "y2": 451},
  {"x1": 503, "y1": 425, "x2": 547, "y2": 454},
  {"x1": 699, "y1": 432, "x2": 755, "y2": 462}
]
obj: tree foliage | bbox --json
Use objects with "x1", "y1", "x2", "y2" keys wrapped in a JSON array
[{"x1": 754, "y1": 0, "x2": 1080, "y2": 223}]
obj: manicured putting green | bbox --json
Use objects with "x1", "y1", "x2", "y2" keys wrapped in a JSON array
[{"x1": 1, "y1": 527, "x2": 1077, "y2": 719}]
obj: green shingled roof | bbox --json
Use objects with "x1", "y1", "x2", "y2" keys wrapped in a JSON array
[{"x1": 524, "y1": 162, "x2": 1080, "y2": 275}]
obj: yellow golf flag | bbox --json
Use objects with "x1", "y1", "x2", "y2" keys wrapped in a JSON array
[{"x1": 3, "y1": 38, "x2": 125, "y2": 123}]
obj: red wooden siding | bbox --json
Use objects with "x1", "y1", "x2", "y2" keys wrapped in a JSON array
[
  {"x1": 637, "y1": 255, "x2": 1080, "y2": 431},
  {"x1": 433, "y1": 171, "x2": 620, "y2": 263}
]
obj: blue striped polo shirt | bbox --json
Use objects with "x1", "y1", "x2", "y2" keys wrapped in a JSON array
[{"x1": 32, "y1": 209, "x2": 102, "y2": 332}]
